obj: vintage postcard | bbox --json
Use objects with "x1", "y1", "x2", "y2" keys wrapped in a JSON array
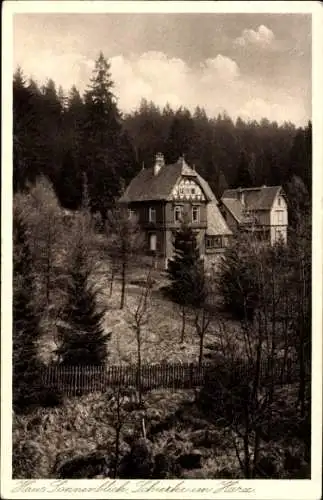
[{"x1": 1, "y1": 1, "x2": 322, "y2": 499}]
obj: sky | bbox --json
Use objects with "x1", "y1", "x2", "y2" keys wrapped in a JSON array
[{"x1": 13, "y1": 13, "x2": 311, "y2": 126}]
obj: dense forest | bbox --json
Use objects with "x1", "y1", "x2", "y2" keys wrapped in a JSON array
[
  {"x1": 13, "y1": 52, "x2": 311, "y2": 221},
  {"x1": 12, "y1": 52, "x2": 312, "y2": 480}
]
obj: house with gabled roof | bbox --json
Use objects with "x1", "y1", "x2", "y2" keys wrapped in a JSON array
[
  {"x1": 220, "y1": 185, "x2": 288, "y2": 245},
  {"x1": 119, "y1": 153, "x2": 232, "y2": 269}
]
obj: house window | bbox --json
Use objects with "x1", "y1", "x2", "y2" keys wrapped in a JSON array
[
  {"x1": 278, "y1": 197, "x2": 281, "y2": 206},
  {"x1": 128, "y1": 208, "x2": 136, "y2": 219},
  {"x1": 174, "y1": 206, "x2": 182, "y2": 223},
  {"x1": 192, "y1": 206, "x2": 200, "y2": 223},
  {"x1": 191, "y1": 187, "x2": 196, "y2": 195},
  {"x1": 276, "y1": 210, "x2": 284, "y2": 225},
  {"x1": 206, "y1": 236, "x2": 222, "y2": 249},
  {"x1": 149, "y1": 207, "x2": 156, "y2": 223},
  {"x1": 149, "y1": 233, "x2": 157, "y2": 252}
]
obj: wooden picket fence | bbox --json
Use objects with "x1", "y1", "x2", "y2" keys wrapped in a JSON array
[{"x1": 41, "y1": 357, "x2": 306, "y2": 397}]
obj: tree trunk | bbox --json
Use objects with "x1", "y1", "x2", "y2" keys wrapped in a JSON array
[
  {"x1": 252, "y1": 428, "x2": 261, "y2": 478},
  {"x1": 114, "y1": 424, "x2": 122, "y2": 478},
  {"x1": 136, "y1": 332, "x2": 142, "y2": 404},
  {"x1": 298, "y1": 339, "x2": 306, "y2": 417},
  {"x1": 198, "y1": 331, "x2": 204, "y2": 368},
  {"x1": 297, "y1": 258, "x2": 307, "y2": 417},
  {"x1": 120, "y1": 260, "x2": 126, "y2": 309},
  {"x1": 252, "y1": 312, "x2": 263, "y2": 402},
  {"x1": 243, "y1": 405, "x2": 251, "y2": 478},
  {"x1": 110, "y1": 265, "x2": 115, "y2": 297},
  {"x1": 45, "y1": 248, "x2": 51, "y2": 306},
  {"x1": 180, "y1": 305, "x2": 186, "y2": 343}
]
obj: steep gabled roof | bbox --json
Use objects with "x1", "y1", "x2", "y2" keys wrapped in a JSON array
[
  {"x1": 220, "y1": 198, "x2": 244, "y2": 223},
  {"x1": 119, "y1": 156, "x2": 232, "y2": 236},
  {"x1": 206, "y1": 202, "x2": 233, "y2": 236},
  {"x1": 222, "y1": 186, "x2": 282, "y2": 211},
  {"x1": 221, "y1": 185, "x2": 283, "y2": 225},
  {"x1": 119, "y1": 157, "x2": 214, "y2": 203}
]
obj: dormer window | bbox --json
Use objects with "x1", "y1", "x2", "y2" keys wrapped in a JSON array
[
  {"x1": 206, "y1": 236, "x2": 222, "y2": 249},
  {"x1": 149, "y1": 207, "x2": 156, "y2": 223}
]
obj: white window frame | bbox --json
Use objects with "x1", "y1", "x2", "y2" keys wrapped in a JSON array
[
  {"x1": 192, "y1": 205, "x2": 200, "y2": 223},
  {"x1": 149, "y1": 207, "x2": 156, "y2": 223}
]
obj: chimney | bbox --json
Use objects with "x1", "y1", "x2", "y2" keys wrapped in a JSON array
[
  {"x1": 154, "y1": 152, "x2": 165, "y2": 176},
  {"x1": 237, "y1": 187, "x2": 245, "y2": 205}
]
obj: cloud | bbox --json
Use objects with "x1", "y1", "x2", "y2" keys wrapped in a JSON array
[
  {"x1": 110, "y1": 52, "x2": 194, "y2": 110},
  {"x1": 234, "y1": 25, "x2": 275, "y2": 49},
  {"x1": 237, "y1": 96, "x2": 305, "y2": 124},
  {"x1": 109, "y1": 51, "x2": 240, "y2": 112},
  {"x1": 15, "y1": 49, "x2": 308, "y2": 126},
  {"x1": 15, "y1": 50, "x2": 93, "y2": 92},
  {"x1": 201, "y1": 55, "x2": 240, "y2": 83}
]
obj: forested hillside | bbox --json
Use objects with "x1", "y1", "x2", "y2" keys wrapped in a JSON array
[
  {"x1": 12, "y1": 52, "x2": 313, "y2": 480},
  {"x1": 13, "y1": 52, "x2": 312, "y2": 220}
]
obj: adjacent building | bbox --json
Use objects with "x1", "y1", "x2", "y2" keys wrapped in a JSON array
[
  {"x1": 220, "y1": 185, "x2": 288, "y2": 245},
  {"x1": 119, "y1": 153, "x2": 232, "y2": 269}
]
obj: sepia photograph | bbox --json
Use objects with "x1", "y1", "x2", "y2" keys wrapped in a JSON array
[{"x1": 2, "y1": 1, "x2": 322, "y2": 498}]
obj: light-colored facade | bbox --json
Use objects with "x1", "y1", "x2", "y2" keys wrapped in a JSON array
[{"x1": 220, "y1": 186, "x2": 288, "y2": 245}]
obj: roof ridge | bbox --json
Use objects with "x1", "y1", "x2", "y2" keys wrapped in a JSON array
[{"x1": 223, "y1": 185, "x2": 281, "y2": 192}]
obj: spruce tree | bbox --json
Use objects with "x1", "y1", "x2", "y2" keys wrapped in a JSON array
[
  {"x1": 56, "y1": 240, "x2": 110, "y2": 365},
  {"x1": 13, "y1": 207, "x2": 42, "y2": 410},
  {"x1": 80, "y1": 52, "x2": 137, "y2": 217},
  {"x1": 166, "y1": 221, "x2": 205, "y2": 307},
  {"x1": 218, "y1": 235, "x2": 259, "y2": 321},
  {"x1": 164, "y1": 108, "x2": 195, "y2": 164},
  {"x1": 234, "y1": 150, "x2": 252, "y2": 188}
]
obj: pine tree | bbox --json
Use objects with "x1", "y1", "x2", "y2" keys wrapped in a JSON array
[
  {"x1": 218, "y1": 235, "x2": 259, "y2": 321},
  {"x1": 164, "y1": 108, "x2": 195, "y2": 164},
  {"x1": 217, "y1": 170, "x2": 229, "y2": 198},
  {"x1": 38, "y1": 79, "x2": 64, "y2": 185},
  {"x1": 56, "y1": 241, "x2": 110, "y2": 365},
  {"x1": 13, "y1": 207, "x2": 43, "y2": 410},
  {"x1": 166, "y1": 221, "x2": 205, "y2": 307},
  {"x1": 234, "y1": 150, "x2": 252, "y2": 188},
  {"x1": 56, "y1": 149, "x2": 83, "y2": 209},
  {"x1": 81, "y1": 52, "x2": 125, "y2": 217},
  {"x1": 13, "y1": 68, "x2": 36, "y2": 191}
]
